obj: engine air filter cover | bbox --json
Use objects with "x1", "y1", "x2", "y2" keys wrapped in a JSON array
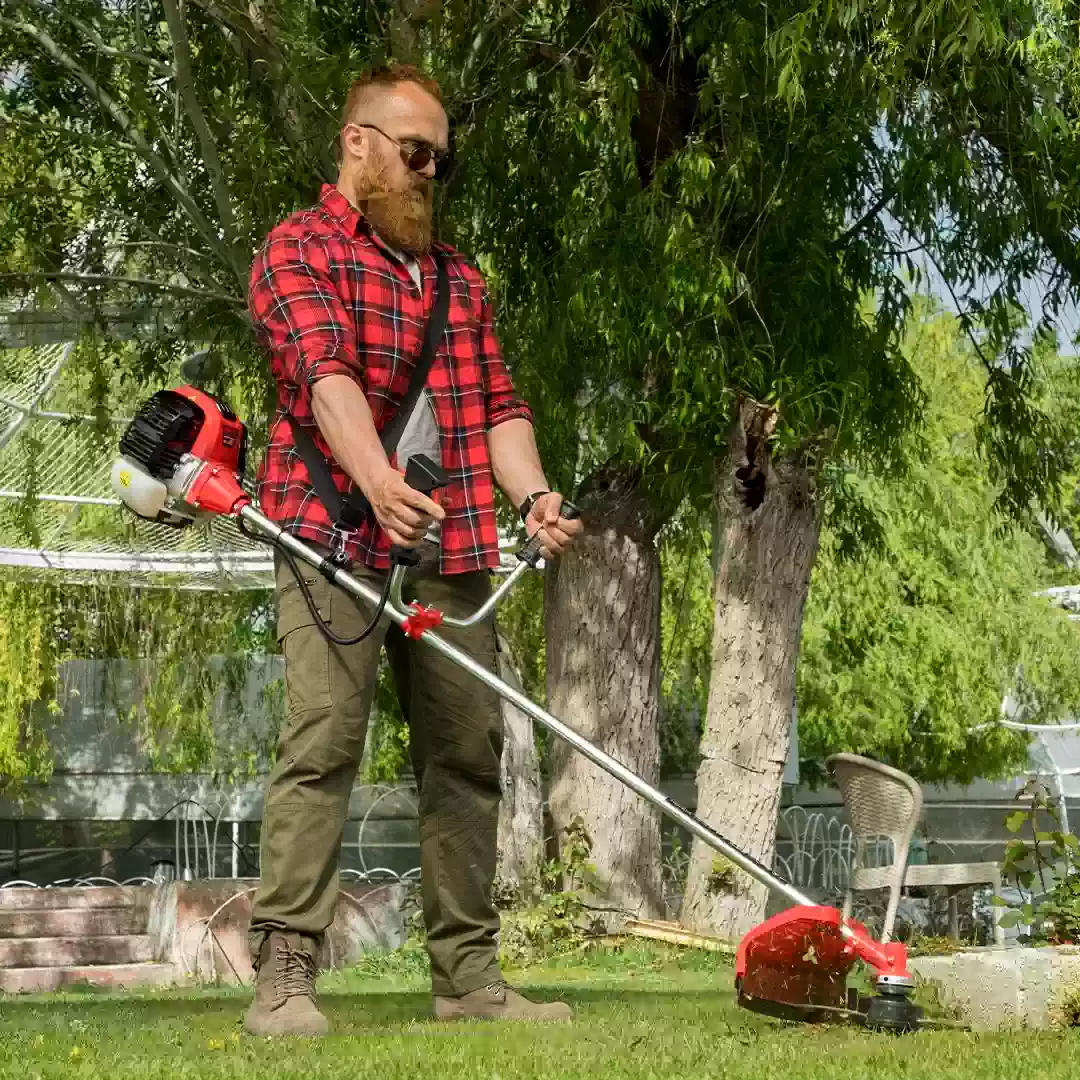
[{"x1": 118, "y1": 389, "x2": 205, "y2": 481}]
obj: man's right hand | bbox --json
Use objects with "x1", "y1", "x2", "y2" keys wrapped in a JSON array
[{"x1": 369, "y1": 466, "x2": 446, "y2": 548}]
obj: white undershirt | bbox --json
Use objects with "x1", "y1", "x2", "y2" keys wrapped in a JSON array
[{"x1": 389, "y1": 253, "x2": 442, "y2": 541}]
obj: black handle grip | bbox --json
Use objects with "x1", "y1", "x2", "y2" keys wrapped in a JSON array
[
  {"x1": 518, "y1": 499, "x2": 581, "y2": 569},
  {"x1": 390, "y1": 454, "x2": 450, "y2": 567}
]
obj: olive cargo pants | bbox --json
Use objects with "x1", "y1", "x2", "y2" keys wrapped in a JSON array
[{"x1": 248, "y1": 546, "x2": 506, "y2": 997}]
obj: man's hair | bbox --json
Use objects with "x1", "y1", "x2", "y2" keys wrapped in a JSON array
[{"x1": 341, "y1": 63, "x2": 443, "y2": 126}]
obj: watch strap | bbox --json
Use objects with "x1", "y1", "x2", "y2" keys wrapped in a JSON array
[{"x1": 519, "y1": 490, "x2": 550, "y2": 522}]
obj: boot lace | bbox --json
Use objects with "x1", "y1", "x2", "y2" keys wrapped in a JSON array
[{"x1": 275, "y1": 943, "x2": 317, "y2": 1002}]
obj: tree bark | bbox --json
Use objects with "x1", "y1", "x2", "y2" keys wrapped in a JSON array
[
  {"x1": 544, "y1": 471, "x2": 665, "y2": 919},
  {"x1": 494, "y1": 632, "x2": 544, "y2": 900},
  {"x1": 680, "y1": 401, "x2": 823, "y2": 939}
]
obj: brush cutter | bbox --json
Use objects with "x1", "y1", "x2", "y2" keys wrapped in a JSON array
[{"x1": 110, "y1": 383, "x2": 924, "y2": 1033}]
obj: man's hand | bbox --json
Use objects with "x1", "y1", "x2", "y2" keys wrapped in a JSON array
[
  {"x1": 524, "y1": 492, "x2": 583, "y2": 560},
  {"x1": 370, "y1": 466, "x2": 445, "y2": 549}
]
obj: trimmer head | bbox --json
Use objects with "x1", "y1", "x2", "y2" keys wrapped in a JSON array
[{"x1": 735, "y1": 905, "x2": 922, "y2": 1031}]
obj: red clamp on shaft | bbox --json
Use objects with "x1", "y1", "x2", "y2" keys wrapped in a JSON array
[{"x1": 402, "y1": 603, "x2": 443, "y2": 639}]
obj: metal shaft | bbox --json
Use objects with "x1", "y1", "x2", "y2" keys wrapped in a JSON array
[{"x1": 241, "y1": 504, "x2": 814, "y2": 911}]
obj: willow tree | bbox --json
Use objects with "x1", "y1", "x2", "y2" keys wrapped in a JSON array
[{"x1": 444, "y1": 0, "x2": 1080, "y2": 932}]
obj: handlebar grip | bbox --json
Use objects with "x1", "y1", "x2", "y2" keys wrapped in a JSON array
[
  {"x1": 517, "y1": 500, "x2": 581, "y2": 569},
  {"x1": 390, "y1": 454, "x2": 450, "y2": 567}
]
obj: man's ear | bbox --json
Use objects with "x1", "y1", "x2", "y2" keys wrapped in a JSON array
[{"x1": 340, "y1": 123, "x2": 368, "y2": 163}]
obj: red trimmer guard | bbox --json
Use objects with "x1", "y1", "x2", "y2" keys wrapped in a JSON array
[{"x1": 735, "y1": 905, "x2": 912, "y2": 1019}]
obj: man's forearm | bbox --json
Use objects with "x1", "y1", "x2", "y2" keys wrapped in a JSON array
[
  {"x1": 310, "y1": 374, "x2": 392, "y2": 500},
  {"x1": 487, "y1": 418, "x2": 550, "y2": 508}
]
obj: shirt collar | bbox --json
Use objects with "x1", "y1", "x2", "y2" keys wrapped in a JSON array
[{"x1": 319, "y1": 183, "x2": 366, "y2": 237}]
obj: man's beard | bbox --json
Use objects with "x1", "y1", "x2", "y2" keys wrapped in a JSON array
[{"x1": 358, "y1": 158, "x2": 434, "y2": 254}]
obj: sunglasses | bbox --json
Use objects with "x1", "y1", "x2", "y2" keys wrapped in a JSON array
[{"x1": 353, "y1": 123, "x2": 453, "y2": 181}]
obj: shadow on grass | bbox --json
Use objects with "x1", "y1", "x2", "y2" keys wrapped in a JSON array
[{"x1": 0, "y1": 986, "x2": 740, "y2": 1030}]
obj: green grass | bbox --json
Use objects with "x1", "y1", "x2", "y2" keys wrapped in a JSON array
[{"x1": 0, "y1": 941, "x2": 1078, "y2": 1079}]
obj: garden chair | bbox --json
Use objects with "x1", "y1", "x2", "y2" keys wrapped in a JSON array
[{"x1": 826, "y1": 753, "x2": 1006, "y2": 946}]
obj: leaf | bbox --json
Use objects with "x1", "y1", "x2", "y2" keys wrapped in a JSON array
[{"x1": 1006, "y1": 810, "x2": 1029, "y2": 834}]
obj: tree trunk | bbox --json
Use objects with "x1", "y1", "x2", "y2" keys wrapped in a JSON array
[
  {"x1": 680, "y1": 402, "x2": 824, "y2": 939},
  {"x1": 545, "y1": 472, "x2": 665, "y2": 919},
  {"x1": 494, "y1": 633, "x2": 544, "y2": 901}
]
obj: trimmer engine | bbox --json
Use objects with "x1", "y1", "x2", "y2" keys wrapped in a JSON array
[{"x1": 111, "y1": 385, "x2": 250, "y2": 524}]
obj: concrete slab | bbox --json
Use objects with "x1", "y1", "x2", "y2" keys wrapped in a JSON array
[
  {"x1": 0, "y1": 934, "x2": 154, "y2": 968},
  {"x1": 911, "y1": 945, "x2": 1080, "y2": 1029},
  {"x1": 0, "y1": 963, "x2": 176, "y2": 994},
  {"x1": 0, "y1": 906, "x2": 145, "y2": 938},
  {"x1": 0, "y1": 886, "x2": 151, "y2": 910}
]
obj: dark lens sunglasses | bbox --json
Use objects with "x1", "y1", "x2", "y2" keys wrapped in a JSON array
[{"x1": 354, "y1": 123, "x2": 453, "y2": 181}]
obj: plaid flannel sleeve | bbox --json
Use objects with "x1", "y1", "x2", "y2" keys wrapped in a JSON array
[
  {"x1": 248, "y1": 235, "x2": 362, "y2": 422},
  {"x1": 477, "y1": 288, "x2": 533, "y2": 429}
]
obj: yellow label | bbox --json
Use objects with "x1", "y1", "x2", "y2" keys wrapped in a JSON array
[{"x1": 119, "y1": 470, "x2": 131, "y2": 488}]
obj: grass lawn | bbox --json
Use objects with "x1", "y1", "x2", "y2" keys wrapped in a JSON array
[{"x1": 0, "y1": 941, "x2": 1077, "y2": 1079}]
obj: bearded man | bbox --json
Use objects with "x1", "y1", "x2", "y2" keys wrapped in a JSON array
[{"x1": 242, "y1": 64, "x2": 582, "y2": 1037}]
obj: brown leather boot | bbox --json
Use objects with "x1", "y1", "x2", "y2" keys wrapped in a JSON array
[
  {"x1": 434, "y1": 980, "x2": 573, "y2": 1022},
  {"x1": 243, "y1": 932, "x2": 329, "y2": 1037}
]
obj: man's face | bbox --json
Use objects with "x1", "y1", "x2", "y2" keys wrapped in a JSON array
[{"x1": 341, "y1": 82, "x2": 450, "y2": 254}]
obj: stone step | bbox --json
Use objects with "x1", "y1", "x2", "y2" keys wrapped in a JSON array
[
  {"x1": 0, "y1": 887, "x2": 150, "y2": 911},
  {"x1": 0, "y1": 962, "x2": 176, "y2": 995},
  {"x1": 0, "y1": 934, "x2": 154, "y2": 968},
  {"x1": 0, "y1": 906, "x2": 146, "y2": 938}
]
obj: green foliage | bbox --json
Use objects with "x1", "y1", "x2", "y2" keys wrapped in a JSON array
[
  {"x1": 344, "y1": 931, "x2": 431, "y2": 984},
  {"x1": 995, "y1": 780, "x2": 1080, "y2": 944},
  {"x1": 639, "y1": 306, "x2": 1080, "y2": 787},
  {"x1": 0, "y1": 575, "x2": 280, "y2": 793},
  {"x1": 9, "y1": 0, "x2": 1079, "y2": 523},
  {"x1": 497, "y1": 814, "x2": 603, "y2": 966},
  {"x1": 658, "y1": 518, "x2": 713, "y2": 776},
  {"x1": 705, "y1": 856, "x2": 739, "y2": 896},
  {"x1": 0, "y1": 576, "x2": 60, "y2": 790},
  {"x1": 491, "y1": 572, "x2": 547, "y2": 705},
  {"x1": 796, "y1": 310, "x2": 1080, "y2": 784},
  {"x1": 360, "y1": 660, "x2": 410, "y2": 784}
]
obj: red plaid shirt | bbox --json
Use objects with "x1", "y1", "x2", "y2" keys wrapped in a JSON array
[{"x1": 249, "y1": 185, "x2": 533, "y2": 574}]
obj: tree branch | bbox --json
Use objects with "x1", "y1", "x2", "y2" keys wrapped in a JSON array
[
  {"x1": 0, "y1": 271, "x2": 244, "y2": 308},
  {"x1": 13, "y1": 0, "x2": 173, "y2": 74},
  {"x1": 121, "y1": 240, "x2": 220, "y2": 265},
  {"x1": 160, "y1": 0, "x2": 244, "y2": 288},
  {"x1": 0, "y1": 15, "x2": 236, "y2": 275},
  {"x1": 918, "y1": 244, "x2": 992, "y2": 371},
  {"x1": 836, "y1": 185, "x2": 896, "y2": 248},
  {"x1": 188, "y1": 0, "x2": 336, "y2": 180}
]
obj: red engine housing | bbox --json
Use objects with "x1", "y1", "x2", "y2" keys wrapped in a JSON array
[
  {"x1": 172, "y1": 384, "x2": 247, "y2": 475},
  {"x1": 118, "y1": 384, "x2": 251, "y2": 519},
  {"x1": 172, "y1": 386, "x2": 250, "y2": 516}
]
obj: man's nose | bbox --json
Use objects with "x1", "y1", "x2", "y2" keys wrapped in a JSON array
[{"x1": 418, "y1": 157, "x2": 437, "y2": 180}]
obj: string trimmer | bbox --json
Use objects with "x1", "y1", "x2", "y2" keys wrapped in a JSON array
[{"x1": 110, "y1": 383, "x2": 924, "y2": 1033}]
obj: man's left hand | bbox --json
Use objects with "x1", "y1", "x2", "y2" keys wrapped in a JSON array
[{"x1": 525, "y1": 493, "x2": 584, "y2": 560}]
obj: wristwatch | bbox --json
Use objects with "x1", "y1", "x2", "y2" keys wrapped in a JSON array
[{"x1": 518, "y1": 490, "x2": 550, "y2": 522}]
